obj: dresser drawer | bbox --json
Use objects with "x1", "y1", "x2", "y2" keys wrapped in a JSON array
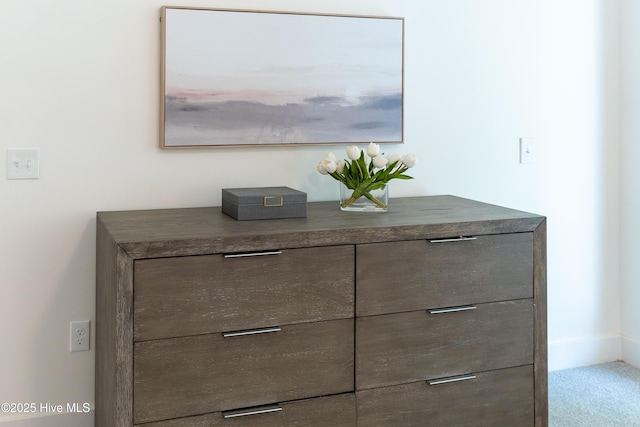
[
  {"x1": 133, "y1": 318, "x2": 354, "y2": 424},
  {"x1": 356, "y1": 300, "x2": 533, "y2": 389},
  {"x1": 135, "y1": 393, "x2": 356, "y2": 427},
  {"x1": 356, "y1": 233, "x2": 533, "y2": 316},
  {"x1": 357, "y1": 365, "x2": 534, "y2": 427},
  {"x1": 134, "y1": 245, "x2": 354, "y2": 341}
]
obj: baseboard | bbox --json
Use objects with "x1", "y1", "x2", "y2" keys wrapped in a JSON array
[
  {"x1": 0, "y1": 409, "x2": 93, "y2": 427},
  {"x1": 548, "y1": 335, "x2": 622, "y2": 371},
  {"x1": 622, "y1": 336, "x2": 640, "y2": 368}
]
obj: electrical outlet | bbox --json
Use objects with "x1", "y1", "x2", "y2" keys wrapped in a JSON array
[{"x1": 70, "y1": 320, "x2": 90, "y2": 352}]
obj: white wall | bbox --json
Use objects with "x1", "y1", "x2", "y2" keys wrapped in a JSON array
[
  {"x1": 620, "y1": 0, "x2": 640, "y2": 367},
  {"x1": 540, "y1": 0, "x2": 622, "y2": 371},
  {"x1": 0, "y1": 0, "x2": 624, "y2": 425}
]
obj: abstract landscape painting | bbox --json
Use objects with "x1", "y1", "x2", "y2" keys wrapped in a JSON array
[{"x1": 160, "y1": 7, "x2": 404, "y2": 148}]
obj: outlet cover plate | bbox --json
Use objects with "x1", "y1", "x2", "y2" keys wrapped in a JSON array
[{"x1": 70, "y1": 320, "x2": 90, "y2": 352}]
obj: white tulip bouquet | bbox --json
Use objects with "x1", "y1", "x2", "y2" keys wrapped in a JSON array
[{"x1": 317, "y1": 143, "x2": 417, "y2": 209}]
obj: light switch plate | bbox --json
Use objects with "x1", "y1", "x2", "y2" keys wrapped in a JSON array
[
  {"x1": 519, "y1": 138, "x2": 534, "y2": 164},
  {"x1": 7, "y1": 148, "x2": 40, "y2": 179}
]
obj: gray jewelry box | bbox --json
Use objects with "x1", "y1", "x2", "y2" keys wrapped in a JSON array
[{"x1": 222, "y1": 187, "x2": 307, "y2": 220}]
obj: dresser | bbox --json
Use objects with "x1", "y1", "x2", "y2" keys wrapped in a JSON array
[{"x1": 96, "y1": 195, "x2": 547, "y2": 426}]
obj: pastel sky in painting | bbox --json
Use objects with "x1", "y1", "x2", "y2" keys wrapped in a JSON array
[{"x1": 164, "y1": 8, "x2": 403, "y2": 105}]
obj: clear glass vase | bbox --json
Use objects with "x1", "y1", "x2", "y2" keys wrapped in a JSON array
[{"x1": 339, "y1": 182, "x2": 389, "y2": 212}]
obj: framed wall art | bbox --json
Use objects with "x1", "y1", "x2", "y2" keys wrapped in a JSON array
[{"x1": 160, "y1": 7, "x2": 404, "y2": 148}]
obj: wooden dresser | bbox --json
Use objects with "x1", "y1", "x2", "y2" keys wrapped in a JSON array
[{"x1": 96, "y1": 195, "x2": 547, "y2": 426}]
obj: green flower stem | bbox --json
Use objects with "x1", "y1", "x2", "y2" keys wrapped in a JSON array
[
  {"x1": 341, "y1": 188, "x2": 362, "y2": 208},
  {"x1": 363, "y1": 191, "x2": 387, "y2": 209},
  {"x1": 340, "y1": 195, "x2": 359, "y2": 208},
  {"x1": 341, "y1": 186, "x2": 387, "y2": 209}
]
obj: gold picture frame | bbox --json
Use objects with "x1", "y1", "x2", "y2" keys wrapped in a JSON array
[{"x1": 160, "y1": 6, "x2": 404, "y2": 148}]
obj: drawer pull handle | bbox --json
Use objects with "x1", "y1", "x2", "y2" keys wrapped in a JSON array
[
  {"x1": 428, "y1": 236, "x2": 477, "y2": 243},
  {"x1": 428, "y1": 374, "x2": 477, "y2": 386},
  {"x1": 224, "y1": 250, "x2": 282, "y2": 258},
  {"x1": 428, "y1": 305, "x2": 477, "y2": 314},
  {"x1": 223, "y1": 404, "x2": 282, "y2": 419},
  {"x1": 223, "y1": 326, "x2": 281, "y2": 338}
]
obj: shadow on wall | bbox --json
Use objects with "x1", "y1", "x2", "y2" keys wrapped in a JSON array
[{"x1": 25, "y1": 217, "x2": 97, "y2": 427}]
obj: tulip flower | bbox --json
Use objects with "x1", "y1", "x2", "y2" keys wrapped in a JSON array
[
  {"x1": 316, "y1": 161, "x2": 329, "y2": 175},
  {"x1": 367, "y1": 142, "x2": 380, "y2": 157},
  {"x1": 387, "y1": 154, "x2": 401, "y2": 165},
  {"x1": 402, "y1": 153, "x2": 417, "y2": 168},
  {"x1": 321, "y1": 159, "x2": 337, "y2": 174},
  {"x1": 372, "y1": 154, "x2": 388, "y2": 169},
  {"x1": 346, "y1": 145, "x2": 360, "y2": 161},
  {"x1": 323, "y1": 152, "x2": 337, "y2": 163}
]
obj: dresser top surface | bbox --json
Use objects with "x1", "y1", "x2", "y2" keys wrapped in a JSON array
[{"x1": 97, "y1": 195, "x2": 544, "y2": 258}]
